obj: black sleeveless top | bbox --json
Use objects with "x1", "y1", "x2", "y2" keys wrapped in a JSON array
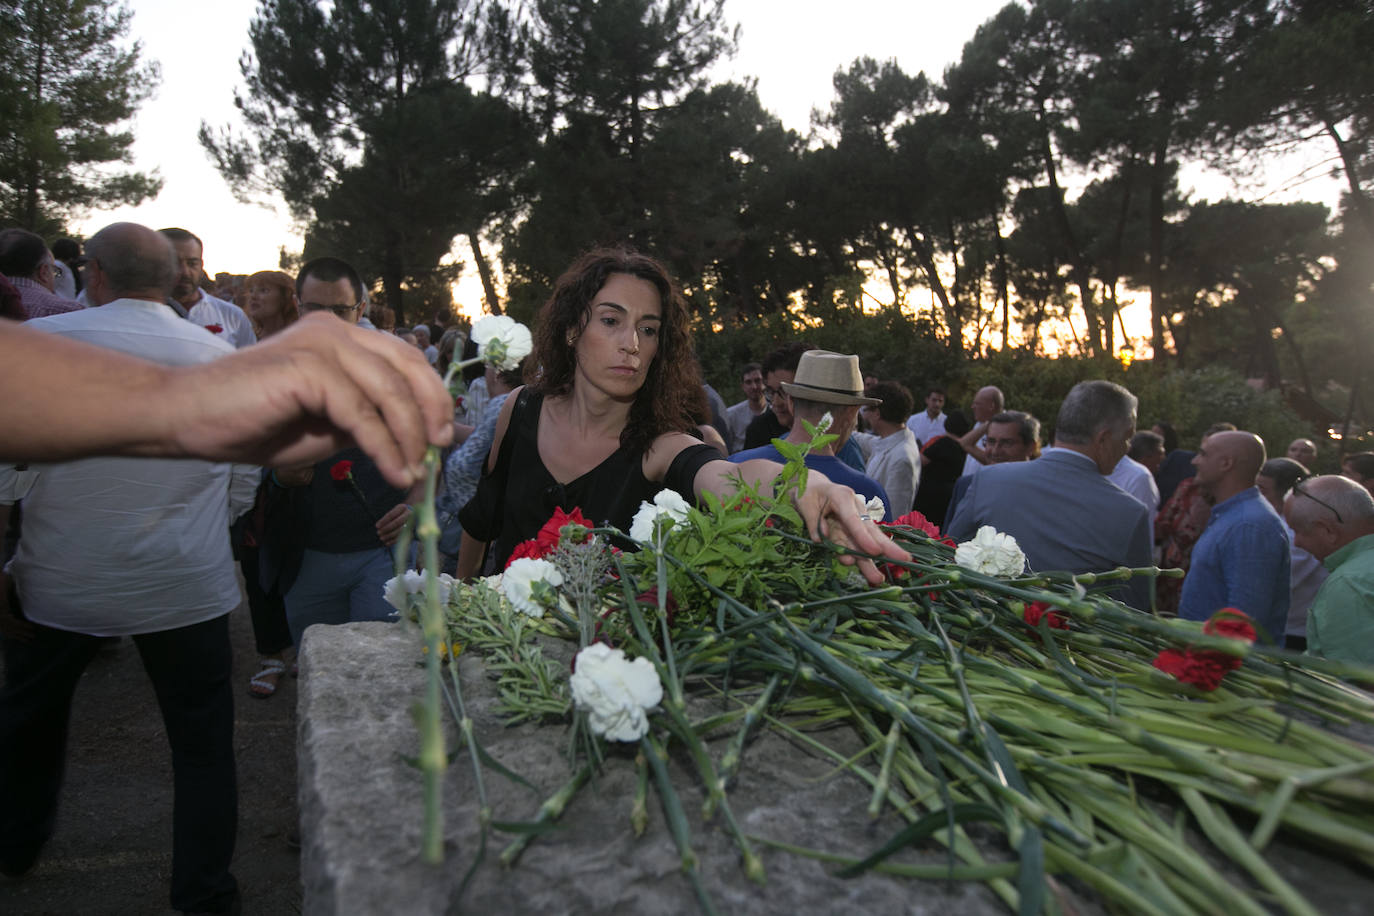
[{"x1": 458, "y1": 389, "x2": 719, "y2": 569}]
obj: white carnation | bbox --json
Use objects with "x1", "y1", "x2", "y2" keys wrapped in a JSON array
[
  {"x1": 470, "y1": 315, "x2": 533, "y2": 371},
  {"x1": 955, "y1": 526, "x2": 1027, "y2": 577},
  {"x1": 382, "y1": 569, "x2": 456, "y2": 612},
  {"x1": 501, "y1": 557, "x2": 563, "y2": 617},
  {"x1": 628, "y1": 488, "x2": 692, "y2": 544},
  {"x1": 851, "y1": 493, "x2": 886, "y2": 522},
  {"x1": 569, "y1": 643, "x2": 664, "y2": 742}
]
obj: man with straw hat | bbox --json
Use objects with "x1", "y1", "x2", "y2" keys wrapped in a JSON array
[{"x1": 730, "y1": 350, "x2": 893, "y2": 521}]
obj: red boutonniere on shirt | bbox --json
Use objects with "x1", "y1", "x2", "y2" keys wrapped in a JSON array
[
  {"x1": 203, "y1": 323, "x2": 224, "y2": 334},
  {"x1": 1152, "y1": 607, "x2": 1256, "y2": 691},
  {"x1": 330, "y1": 459, "x2": 381, "y2": 526}
]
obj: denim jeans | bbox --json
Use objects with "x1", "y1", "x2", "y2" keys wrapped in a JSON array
[{"x1": 283, "y1": 547, "x2": 397, "y2": 646}]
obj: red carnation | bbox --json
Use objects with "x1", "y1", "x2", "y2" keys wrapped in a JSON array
[
  {"x1": 505, "y1": 539, "x2": 543, "y2": 568},
  {"x1": 883, "y1": 510, "x2": 942, "y2": 539},
  {"x1": 1203, "y1": 608, "x2": 1257, "y2": 643},
  {"x1": 1153, "y1": 608, "x2": 1253, "y2": 692},
  {"x1": 203, "y1": 323, "x2": 223, "y2": 334},
  {"x1": 1152, "y1": 648, "x2": 1232, "y2": 691},
  {"x1": 535, "y1": 506, "x2": 593, "y2": 554},
  {"x1": 330, "y1": 460, "x2": 354, "y2": 482},
  {"x1": 1024, "y1": 601, "x2": 1069, "y2": 630}
]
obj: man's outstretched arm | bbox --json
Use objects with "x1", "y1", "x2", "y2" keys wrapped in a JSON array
[{"x1": 0, "y1": 313, "x2": 453, "y2": 487}]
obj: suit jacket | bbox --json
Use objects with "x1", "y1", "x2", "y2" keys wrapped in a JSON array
[{"x1": 945, "y1": 448, "x2": 1153, "y2": 609}]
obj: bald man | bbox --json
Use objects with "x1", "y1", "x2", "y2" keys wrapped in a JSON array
[
  {"x1": 958, "y1": 385, "x2": 1006, "y2": 475},
  {"x1": 0, "y1": 223, "x2": 241, "y2": 910},
  {"x1": 1178, "y1": 431, "x2": 1290, "y2": 642},
  {"x1": 1287, "y1": 438, "x2": 1318, "y2": 467},
  {"x1": 1285, "y1": 475, "x2": 1374, "y2": 665}
]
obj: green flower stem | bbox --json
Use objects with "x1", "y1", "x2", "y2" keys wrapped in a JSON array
[
  {"x1": 718, "y1": 673, "x2": 781, "y2": 788},
  {"x1": 416, "y1": 445, "x2": 446, "y2": 864},
  {"x1": 499, "y1": 762, "x2": 592, "y2": 868},
  {"x1": 632, "y1": 751, "x2": 650, "y2": 836},
  {"x1": 866, "y1": 693, "x2": 906, "y2": 819},
  {"x1": 747, "y1": 833, "x2": 1020, "y2": 881},
  {"x1": 642, "y1": 733, "x2": 718, "y2": 916},
  {"x1": 613, "y1": 555, "x2": 764, "y2": 882},
  {"x1": 1179, "y1": 787, "x2": 1321, "y2": 916}
]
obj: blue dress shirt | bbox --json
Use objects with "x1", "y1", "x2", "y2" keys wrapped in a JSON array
[{"x1": 1178, "y1": 487, "x2": 1290, "y2": 643}]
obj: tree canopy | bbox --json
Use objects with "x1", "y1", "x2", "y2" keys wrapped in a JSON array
[
  {"x1": 0, "y1": 0, "x2": 161, "y2": 235},
  {"x1": 198, "y1": 0, "x2": 1372, "y2": 433}
]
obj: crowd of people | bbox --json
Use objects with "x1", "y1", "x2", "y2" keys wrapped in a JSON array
[{"x1": 3, "y1": 223, "x2": 1373, "y2": 913}]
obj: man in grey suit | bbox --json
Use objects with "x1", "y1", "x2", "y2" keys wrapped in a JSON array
[{"x1": 945, "y1": 380, "x2": 1153, "y2": 609}]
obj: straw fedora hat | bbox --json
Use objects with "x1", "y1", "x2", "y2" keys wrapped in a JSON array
[{"x1": 780, "y1": 350, "x2": 881, "y2": 407}]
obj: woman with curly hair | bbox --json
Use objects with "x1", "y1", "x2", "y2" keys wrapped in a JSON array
[{"x1": 456, "y1": 248, "x2": 905, "y2": 578}]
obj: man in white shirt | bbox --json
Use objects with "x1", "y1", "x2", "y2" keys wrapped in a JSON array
[
  {"x1": 160, "y1": 227, "x2": 257, "y2": 349},
  {"x1": 0, "y1": 222, "x2": 241, "y2": 914},
  {"x1": 959, "y1": 385, "x2": 1005, "y2": 476},
  {"x1": 725, "y1": 362, "x2": 766, "y2": 452},
  {"x1": 860, "y1": 380, "x2": 922, "y2": 516},
  {"x1": 905, "y1": 386, "x2": 947, "y2": 446},
  {"x1": 1109, "y1": 445, "x2": 1162, "y2": 542}
]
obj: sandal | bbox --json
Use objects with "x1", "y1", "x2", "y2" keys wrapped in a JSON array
[{"x1": 248, "y1": 657, "x2": 288, "y2": 699}]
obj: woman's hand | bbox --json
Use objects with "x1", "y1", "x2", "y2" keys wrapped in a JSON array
[{"x1": 794, "y1": 477, "x2": 911, "y2": 585}]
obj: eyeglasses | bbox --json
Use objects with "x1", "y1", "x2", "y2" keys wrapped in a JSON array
[
  {"x1": 1293, "y1": 481, "x2": 1343, "y2": 523},
  {"x1": 763, "y1": 386, "x2": 789, "y2": 402},
  {"x1": 301, "y1": 301, "x2": 363, "y2": 318}
]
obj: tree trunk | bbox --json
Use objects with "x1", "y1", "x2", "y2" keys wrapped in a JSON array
[
  {"x1": 1037, "y1": 109, "x2": 1101, "y2": 356},
  {"x1": 904, "y1": 224, "x2": 962, "y2": 356},
  {"x1": 1324, "y1": 117, "x2": 1374, "y2": 241},
  {"x1": 994, "y1": 213, "x2": 1010, "y2": 351},
  {"x1": 1148, "y1": 140, "x2": 1169, "y2": 360},
  {"x1": 468, "y1": 231, "x2": 501, "y2": 315}
]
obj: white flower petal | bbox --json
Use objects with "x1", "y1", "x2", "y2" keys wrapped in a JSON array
[
  {"x1": 955, "y1": 525, "x2": 1026, "y2": 577},
  {"x1": 470, "y1": 315, "x2": 533, "y2": 371},
  {"x1": 570, "y1": 644, "x2": 664, "y2": 742},
  {"x1": 628, "y1": 489, "x2": 691, "y2": 544},
  {"x1": 501, "y1": 557, "x2": 564, "y2": 617}
]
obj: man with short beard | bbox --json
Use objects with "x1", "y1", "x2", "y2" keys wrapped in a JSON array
[
  {"x1": 1179, "y1": 430, "x2": 1290, "y2": 642},
  {"x1": 159, "y1": 227, "x2": 256, "y2": 348}
]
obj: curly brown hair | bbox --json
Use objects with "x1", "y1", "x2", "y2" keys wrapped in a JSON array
[{"x1": 531, "y1": 248, "x2": 701, "y2": 454}]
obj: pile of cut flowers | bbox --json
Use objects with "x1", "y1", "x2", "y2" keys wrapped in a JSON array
[{"x1": 389, "y1": 412, "x2": 1374, "y2": 916}]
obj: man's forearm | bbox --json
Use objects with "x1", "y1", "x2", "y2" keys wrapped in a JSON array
[{"x1": 0, "y1": 322, "x2": 180, "y2": 461}]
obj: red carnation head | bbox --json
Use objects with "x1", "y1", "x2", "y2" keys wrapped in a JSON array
[{"x1": 330, "y1": 460, "x2": 354, "y2": 482}]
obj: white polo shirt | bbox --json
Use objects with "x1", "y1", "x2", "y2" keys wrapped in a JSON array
[{"x1": 0, "y1": 299, "x2": 242, "y2": 635}]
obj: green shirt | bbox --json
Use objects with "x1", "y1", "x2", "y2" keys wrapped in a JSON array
[{"x1": 1306, "y1": 534, "x2": 1374, "y2": 665}]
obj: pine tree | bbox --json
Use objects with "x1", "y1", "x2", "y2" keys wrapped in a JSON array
[{"x1": 0, "y1": 0, "x2": 161, "y2": 234}]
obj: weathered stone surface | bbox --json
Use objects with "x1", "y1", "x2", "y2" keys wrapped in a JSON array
[
  {"x1": 298, "y1": 622, "x2": 1374, "y2": 916},
  {"x1": 298, "y1": 622, "x2": 1012, "y2": 915}
]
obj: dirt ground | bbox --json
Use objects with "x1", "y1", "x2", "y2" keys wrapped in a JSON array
[{"x1": 0, "y1": 589, "x2": 302, "y2": 915}]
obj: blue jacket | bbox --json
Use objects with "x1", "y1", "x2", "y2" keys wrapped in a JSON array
[{"x1": 946, "y1": 448, "x2": 1153, "y2": 609}]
